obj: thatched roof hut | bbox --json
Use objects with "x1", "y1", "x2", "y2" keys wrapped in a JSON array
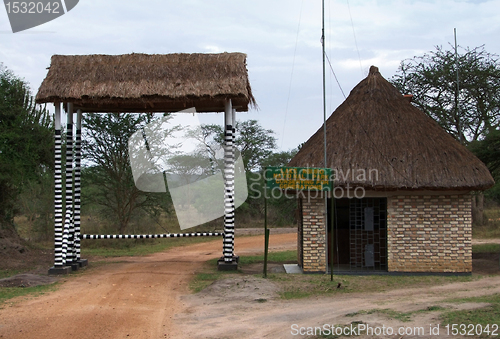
[
  {"x1": 36, "y1": 53, "x2": 256, "y2": 113},
  {"x1": 289, "y1": 66, "x2": 494, "y2": 191}
]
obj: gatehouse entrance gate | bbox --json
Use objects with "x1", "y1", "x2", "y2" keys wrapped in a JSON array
[{"x1": 35, "y1": 53, "x2": 256, "y2": 274}]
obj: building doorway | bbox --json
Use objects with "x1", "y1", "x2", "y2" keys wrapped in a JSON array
[{"x1": 327, "y1": 197, "x2": 387, "y2": 272}]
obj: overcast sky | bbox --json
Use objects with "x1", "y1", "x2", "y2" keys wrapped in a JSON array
[{"x1": 1, "y1": 0, "x2": 499, "y2": 151}]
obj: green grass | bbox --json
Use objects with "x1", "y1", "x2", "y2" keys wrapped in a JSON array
[
  {"x1": 189, "y1": 250, "x2": 297, "y2": 293},
  {"x1": 441, "y1": 293, "x2": 500, "y2": 329},
  {"x1": 311, "y1": 307, "x2": 447, "y2": 339},
  {"x1": 190, "y1": 271, "x2": 238, "y2": 293},
  {"x1": 0, "y1": 269, "x2": 24, "y2": 279},
  {"x1": 474, "y1": 207, "x2": 500, "y2": 238},
  {"x1": 189, "y1": 250, "x2": 480, "y2": 300},
  {"x1": 345, "y1": 305, "x2": 446, "y2": 323},
  {"x1": 0, "y1": 283, "x2": 59, "y2": 307},
  {"x1": 238, "y1": 250, "x2": 297, "y2": 265},
  {"x1": 473, "y1": 243, "x2": 500, "y2": 253},
  {"x1": 271, "y1": 273, "x2": 478, "y2": 300}
]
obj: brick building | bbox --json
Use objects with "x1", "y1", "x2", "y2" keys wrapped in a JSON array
[{"x1": 289, "y1": 66, "x2": 494, "y2": 274}]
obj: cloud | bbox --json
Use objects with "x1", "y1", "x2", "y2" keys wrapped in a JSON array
[{"x1": 1, "y1": 0, "x2": 499, "y2": 150}]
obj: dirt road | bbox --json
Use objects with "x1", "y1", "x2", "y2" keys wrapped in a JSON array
[
  {"x1": 1, "y1": 233, "x2": 499, "y2": 339},
  {"x1": 178, "y1": 275, "x2": 500, "y2": 339},
  {"x1": 0, "y1": 234, "x2": 296, "y2": 339}
]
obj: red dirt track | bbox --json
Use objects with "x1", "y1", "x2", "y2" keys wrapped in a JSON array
[{"x1": 0, "y1": 233, "x2": 296, "y2": 339}]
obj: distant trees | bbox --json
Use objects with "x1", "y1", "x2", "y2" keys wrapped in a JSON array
[
  {"x1": 201, "y1": 119, "x2": 278, "y2": 172},
  {"x1": 391, "y1": 45, "x2": 500, "y2": 144},
  {"x1": 80, "y1": 114, "x2": 298, "y2": 232},
  {"x1": 470, "y1": 129, "x2": 500, "y2": 202},
  {"x1": 391, "y1": 45, "x2": 500, "y2": 222},
  {"x1": 82, "y1": 113, "x2": 170, "y2": 233},
  {"x1": 200, "y1": 119, "x2": 298, "y2": 225},
  {"x1": 0, "y1": 64, "x2": 53, "y2": 231}
]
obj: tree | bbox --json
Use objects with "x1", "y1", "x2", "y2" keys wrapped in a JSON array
[
  {"x1": 82, "y1": 113, "x2": 170, "y2": 233},
  {"x1": 202, "y1": 119, "x2": 277, "y2": 171},
  {"x1": 261, "y1": 149, "x2": 298, "y2": 168},
  {"x1": 197, "y1": 119, "x2": 300, "y2": 224},
  {"x1": 0, "y1": 64, "x2": 53, "y2": 228},
  {"x1": 470, "y1": 129, "x2": 500, "y2": 203},
  {"x1": 391, "y1": 45, "x2": 500, "y2": 144}
]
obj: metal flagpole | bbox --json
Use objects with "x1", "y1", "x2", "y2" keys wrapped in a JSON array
[{"x1": 321, "y1": 0, "x2": 331, "y2": 277}]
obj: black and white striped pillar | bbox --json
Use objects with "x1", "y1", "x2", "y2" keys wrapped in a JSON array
[
  {"x1": 53, "y1": 103, "x2": 64, "y2": 266},
  {"x1": 222, "y1": 100, "x2": 236, "y2": 264},
  {"x1": 49, "y1": 103, "x2": 72, "y2": 274},
  {"x1": 74, "y1": 109, "x2": 82, "y2": 263},
  {"x1": 65, "y1": 103, "x2": 75, "y2": 267},
  {"x1": 61, "y1": 210, "x2": 71, "y2": 264}
]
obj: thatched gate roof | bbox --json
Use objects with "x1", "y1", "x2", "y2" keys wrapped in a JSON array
[
  {"x1": 289, "y1": 66, "x2": 494, "y2": 191},
  {"x1": 35, "y1": 53, "x2": 256, "y2": 113}
]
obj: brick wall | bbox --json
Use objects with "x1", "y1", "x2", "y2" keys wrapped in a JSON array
[
  {"x1": 300, "y1": 198, "x2": 326, "y2": 273},
  {"x1": 387, "y1": 194, "x2": 472, "y2": 273}
]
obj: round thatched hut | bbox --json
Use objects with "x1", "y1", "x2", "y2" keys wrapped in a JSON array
[{"x1": 289, "y1": 66, "x2": 494, "y2": 274}]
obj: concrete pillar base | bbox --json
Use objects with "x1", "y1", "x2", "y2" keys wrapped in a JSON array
[
  {"x1": 217, "y1": 256, "x2": 239, "y2": 271},
  {"x1": 77, "y1": 259, "x2": 88, "y2": 267},
  {"x1": 48, "y1": 266, "x2": 72, "y2": 275}
]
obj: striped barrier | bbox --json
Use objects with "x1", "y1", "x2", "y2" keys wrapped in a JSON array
[{"x1": 81, "y1": 232, "x2": 224, "y2": 239}]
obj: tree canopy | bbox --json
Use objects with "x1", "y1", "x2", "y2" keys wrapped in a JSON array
[
  {"x1": 0, "y1": 64, "x2": 53, "y2": 226},
  {"x1": 201, "y1": 119, "x2": 277, "y2": 172},
  {"x1": 82, "y1": 113, "x2": 170, "y2": 233},
  {"x1": 391, "y1": 45, "x2": 500, "y2": 144}
]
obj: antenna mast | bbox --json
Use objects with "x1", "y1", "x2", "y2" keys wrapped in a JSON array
[{"x1": 454, "y1": 28, "x2": 462, "y2": 143}]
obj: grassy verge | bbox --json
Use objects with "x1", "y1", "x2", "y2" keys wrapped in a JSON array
[
  {"x1": 441, "y1": 293, "x2": 500, "y2": 329},
  {"x1": 0, "y1": 283, "x2": 59, "y2": 308},
  {"x1": 273, "y1": 273, "x2": 478, "y2": 300},
  {"x1": 190, "y1": 250, "x2": 480, "y2": 299},
  {"x1": 239, "y1": 250, "x2": 297, "y2": 265},
  {"x1": 473, "y1": 243, "x2": 500, "y2": 253},
  {"x1": 312, "y1": 300, "x2": 498, "y2": 338},
  {"x1": 311, "y1": 301, "x2": 496, "y2": 339},
  {"x1": 189, "y1": 250, "x2": 297, "y2": 293},
  {"x1": 0, "y1": 269, "x2": 24, "y2": 280},
  {"x1": 345, "y1": 305, "x2": 445, "y2": 323},
  {"x1": 474, "y1": 207, "x2": 500, "y2": 238}
]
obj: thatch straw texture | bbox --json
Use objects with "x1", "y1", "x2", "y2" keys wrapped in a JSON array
[
  {"x1": 289, "y1": 66, "x2": 494, "y2": 191},
  {"x1": 36, "y1": 53, "x2": 256, "y2": 113}
]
